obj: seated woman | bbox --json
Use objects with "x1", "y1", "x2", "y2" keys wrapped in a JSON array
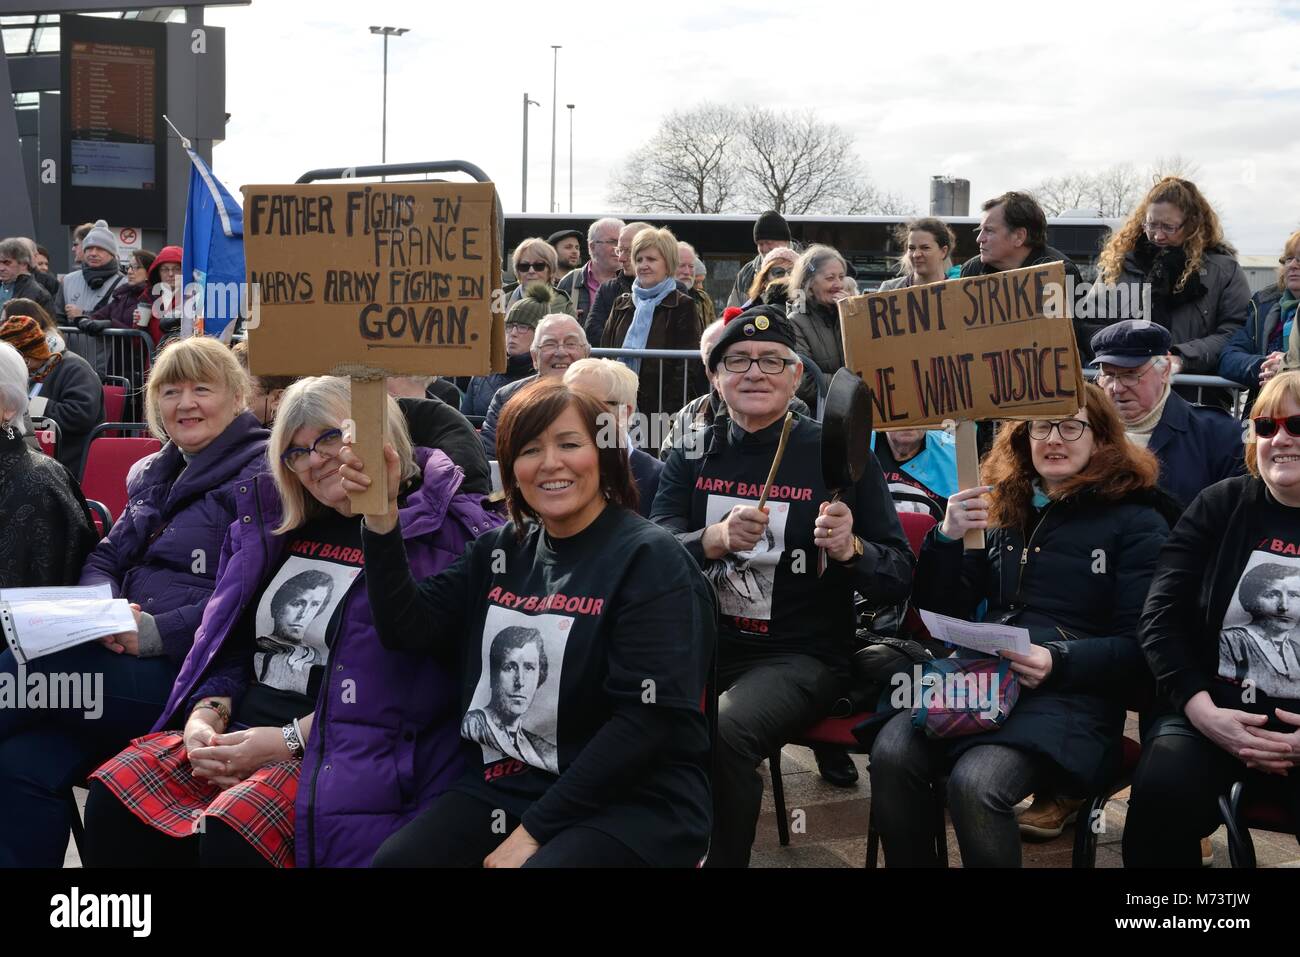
[
  {"x1": 0, "y1": 305, "x2": 103, "y2": 472},
  {"x1": 0, "y1": 340, "x2": 97, "y2": 587},
  {"x1": 1218, "y1": 229, "x2": 1300, "y2": 412},
  {"x1": 0, "y1": 336, "x2": 268, "y2": 867},
  {"x1": 1125, "y1": 372, "x2": 1300, "y2": 867},
  {"x1": 353, "y1": 379, "x2": 716, "y2": 867},
  {"x1": 869, "y1": 383, "x2": 1179, "y2": 867},
  {"x1": 83, "y1": 376, "x2": 500, "y2": 867}
]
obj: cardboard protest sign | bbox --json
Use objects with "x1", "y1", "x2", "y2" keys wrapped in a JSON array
[
  {"x1": 242, "y1": 181, "x2": 504, "y2": 378},
  {"x1": 242, "y1": 181, "x2": 504, "y2": 512},
  {"x1": 839, "y1": 262, "x2": 1084, "y2": 430}
]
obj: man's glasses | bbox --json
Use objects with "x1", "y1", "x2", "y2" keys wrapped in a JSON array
[
  {"x1": 281, "y1": 428, "x2": 344, "y2": 472},
  {"x1": 721, "y1": 354, "x2": 796, "y2": 375},
  {"x1": 590, "y1": 239, "x2": 617, "y2": 247},
  {"x1": 1028, "y1": 419, "x2": 1091, "y2": 442},
  {"x1": 1096, "y1": 365, "x2": 1156, "y2": 389},
  {"x1": 1252, "y1": 416, "x2": 1300, "y2": 440},
  {"x1": 516, "y1": 261, "x2": 549, "y2": 273},
  {"x1": 1143, "y1": 220, "x2": 1185, "y2": 236},
  {"x1": 537, "y1": 337, "x2": 584, "y2": 353}
]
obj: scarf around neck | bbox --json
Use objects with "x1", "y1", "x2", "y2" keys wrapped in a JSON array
[
  {"x1": 620, "y1": 275, "x2": 677, "y2": 374},
  {"x1": 80, "y1": 261, "x2": 123, "y2": 290},
  {"x1": 1124, "y1": 378, "x2": 1173, "y2": 446}
]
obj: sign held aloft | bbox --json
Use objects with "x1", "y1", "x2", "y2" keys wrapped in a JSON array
[
  {"x1": 839, "y1": 262, "x2": 1084, "y2": 430},
  {"x1": 242, "y1": 181, "x2": 505, "y2": 513}
]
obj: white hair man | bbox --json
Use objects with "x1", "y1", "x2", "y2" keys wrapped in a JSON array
[
  {"x1": 650, "y1": 305, "x2": 913, "y2": 867},
  {"x1": 479, "y1": 313, "x2": 591, "y2": 458},
  {"x1": 557, "y1": 217, "x2": 624, "y2": 330}
]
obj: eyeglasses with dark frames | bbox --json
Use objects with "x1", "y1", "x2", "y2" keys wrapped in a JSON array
[{"x1": 1028, "y1": 419, "x2": 1091, "y2": 442}]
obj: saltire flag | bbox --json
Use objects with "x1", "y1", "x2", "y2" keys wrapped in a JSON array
[{"x1": 181, "y1": 149, "x2": 245, "y2": 339}]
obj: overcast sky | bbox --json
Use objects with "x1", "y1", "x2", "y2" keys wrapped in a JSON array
[{"x1": 208, "y1": 0, "x2": 1300, "y2": 254}]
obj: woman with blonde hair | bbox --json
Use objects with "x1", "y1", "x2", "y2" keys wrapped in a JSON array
[
  {"x1": 83, "y1": 376, "x2": 500, "y2": 867},
  {"x1": 0, "y1": 335, "x2": 269, "y2": 866},
  {"x1": 869, "y1": 382, "x2": 1180, "y2": 866},
  {"x1": 602, "y1": 226, "x2": 707, "y2": 418},
  {"x1": 1128, "y1": 371, "x2": 1300, "y2": 865},
  {"x1": 508, "y1": 237, "x2": 576, "y2": 315},
  {"x1": 1084, "y1": 177, "x2": 1249, "y2": 409}
]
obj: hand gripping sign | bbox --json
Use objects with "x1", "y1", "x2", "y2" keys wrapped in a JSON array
[
  {"x1": 838, "y1": 261, "x2": 1085, "y2": 548},
  {"x1": 243, "y1": 182, "x2": 505, "y2": 513}
]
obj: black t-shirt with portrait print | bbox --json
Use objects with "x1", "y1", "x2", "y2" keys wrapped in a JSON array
[
  {"x1": 1214, "y1": 503, "x2": 1300, "y2": 719},
  {"x1": 233, "y1": 511, "x2": 365, "y2": 727},
  {"x1": 362, "y1": 504, "x2": 716, "y2": 867}
]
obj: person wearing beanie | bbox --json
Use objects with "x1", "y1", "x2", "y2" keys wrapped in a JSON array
[
  {"x1": 651, "y1": 306, "x2": 912, "y2": 866},
  {"x1": 0, "y1": 314, "x2": 103, "y2": 471},
  {"x1": 726, "y1": 210, "x2": 793, "y2": 308},
  {"x1": 461, "y1": 282, "x2": 554, "y2": 419},
  {"x1": 53, "y1": 219, "x2": 125, "y2": 377}
]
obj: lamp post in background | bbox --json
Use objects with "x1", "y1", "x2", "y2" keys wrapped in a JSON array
[
  {"x1": 521, "y1": 93, "x2": 539, "y2": 211},
  {"x1": 566, "y1": 103, "x2": 575, "y2": 213},
  {"x1": 549, "y1": 44, "x2": 561, "y2": 213},
  {"x1": 369, "y1": 26, "x2": 409, "y2": 165}
]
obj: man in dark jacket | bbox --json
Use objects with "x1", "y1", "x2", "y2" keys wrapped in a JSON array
[
  {"x1": 386, "y1": 375, "x2": 492, "y2": 495},
  {"x1": 556, "y1": 217, "x2": 624, "y2": 330},
  {"x1": 726, "y1": 211, "x2": 792, "y2": 308},
  {"x1": 0, "y1": 239, "x2": 54, "y2": 312},
  {"x1": 1092, "y1": 320, "x2": 1242, "y2": 506},
  {"x1": 584, "y1": 220, "x2": 648, "y2": 344},
  {"x1": 959, "y1": 191, "x2": 1082, "y2": 284},
  {"x1": 651, "y1": 306, "x2": 913, "y2": 866}
]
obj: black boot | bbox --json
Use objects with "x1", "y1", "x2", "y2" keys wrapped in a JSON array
[{"x1": 813, "y1": 745, "x2": 859, "y2": 788}]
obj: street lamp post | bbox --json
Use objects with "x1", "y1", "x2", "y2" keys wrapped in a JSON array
[
  {"x1": 549, "y1": 44, "x2": 561, "y2": 213},
  {"x1": 566, "y1": 104, "x2": 575, "y2": 213},
  {"x1": 369, "y1": 26, "x2": 409, "y2": 166},
  {"x1": 521, "y1": 93, "x2": 539, "y2": 212}
]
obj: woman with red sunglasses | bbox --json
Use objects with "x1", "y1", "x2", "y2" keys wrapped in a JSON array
[{"x1": 1127, "y1": 371, "x2": 1300, "y2": 865}]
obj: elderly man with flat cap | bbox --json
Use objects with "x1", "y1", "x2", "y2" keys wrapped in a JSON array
[
  {"x1": 1092, "y1": 319, "x2": 1242, "y2": 506},
  {"x1": 651, "y1": 305, "x2": 913, "y2": 867}
]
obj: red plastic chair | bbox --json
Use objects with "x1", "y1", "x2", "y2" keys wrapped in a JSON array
[
  {"x1": 78, "y1": 424, "x2": 161, "y2": 523},
  {"x1": 768, "y1": 512, "x2": 938, "y2": 863}
]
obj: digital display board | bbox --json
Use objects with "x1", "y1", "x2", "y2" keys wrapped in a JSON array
[{"x1": 60, "y1": 15, "x2": 167, "y2": 227}]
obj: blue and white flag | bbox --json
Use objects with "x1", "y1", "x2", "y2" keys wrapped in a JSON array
[{"x1": 181, "y1": 149, "x2": 245, "y2": 339}]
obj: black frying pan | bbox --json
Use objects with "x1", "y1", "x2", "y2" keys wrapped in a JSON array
[
  {"x1": 822, "y1": 368, "x2": 873, "y2": 496},
  {"x1": 818, "y1": 369, "x2": 873, "y2": 576}
]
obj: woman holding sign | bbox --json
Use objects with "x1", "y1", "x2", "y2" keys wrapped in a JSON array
[
  {"x1": 352, "y1": 379, "x2": 716, "y2": 868},
  {"x1": 1125, "y1": 372, "x2": 1300, "y2": 866},
  {"x1": 82, "y1": 376, "x2": 500, "y2": 867},
  {"x1": 868, "y1": 383, "x2": 1180, "y2": 866}
]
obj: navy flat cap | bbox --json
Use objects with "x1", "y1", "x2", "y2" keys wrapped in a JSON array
[{"x1": 1089, "y1": 320, "x2": 1172, "y2": 368}]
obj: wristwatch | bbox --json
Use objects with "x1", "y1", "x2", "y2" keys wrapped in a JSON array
[{"x1": 834, "y1": 535, "x2": 865, "y2": 565}]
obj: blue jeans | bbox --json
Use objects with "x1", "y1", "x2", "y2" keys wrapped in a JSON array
[
  {"x1": 869, "y1": 710, "x2": 1044, "y2": 867},
  {"x1": 0, "y1": 642, "x2": 177, "y2": 867}
]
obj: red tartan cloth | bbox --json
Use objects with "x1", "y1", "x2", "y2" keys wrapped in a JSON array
[{"x1": 90, "y1": 732, "x2": 300, "y2": 868}]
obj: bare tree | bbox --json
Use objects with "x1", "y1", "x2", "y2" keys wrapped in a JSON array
[
  {"x1": 1032, "y1": 163, "x2": 1143, "y2": 217},
  {"x1": 735, "y1": 107, "x2": 901, "y2": 214},
  {"x1": 607, "y1": 105, "x2": 742, "y2": 213},
  {"x1": 1150, "y1": 154, "x2": 1202, "y2": 181}
]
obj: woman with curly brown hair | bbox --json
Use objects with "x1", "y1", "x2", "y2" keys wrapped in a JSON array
[
  {"x1": 868, "y1": 383, "x2": 1182, "y2": 867},
  {"x1": 1083, "y1": 177, "x2": 1250, "y2": 409}
]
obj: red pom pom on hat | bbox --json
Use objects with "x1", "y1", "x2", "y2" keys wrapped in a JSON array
[{"x1": 721, "y1": 307, "x2": 745, "y2": 324}]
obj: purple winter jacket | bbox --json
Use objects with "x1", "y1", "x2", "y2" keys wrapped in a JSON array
[
  {"x1": 152, "y1": 448, "x2": 503, "y2": 867},
  {"x1": 79, "y1": 411, "x2": 270, "y2": 667}
]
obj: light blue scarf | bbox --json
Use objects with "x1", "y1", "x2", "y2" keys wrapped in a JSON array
[{"x1": 620, "y1": 275, "x2": 677, "y2": 374}]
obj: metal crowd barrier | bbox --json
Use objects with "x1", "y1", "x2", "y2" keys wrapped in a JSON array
[
  {"x1": 1082, "y1": 368, "x2": 1248, "y2": 414},
  {"x1": 59, "y1": 326, "x2": 154, "y2": 423}
]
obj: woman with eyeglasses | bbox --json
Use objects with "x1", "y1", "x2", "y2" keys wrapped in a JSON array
[
  {"x1": 506, "y1": 238, "x2": 577, "y2": 316},
  {"x1": 82, "y1": 376, "x2": 501, "y2": 867},
  {"x1": 869, "y1": 382, "x2": 1180, "y2": 867},
  {"x1": 1084, "y1": 177, "x2": 1250, "y2": 411},
  {"x1": 1219, "y1": 230, "x2": 1300, "y2": 413},
  {"x1": 742, "y1": 246, "x2": 798, "y2": 311},
  {"x1": 880, "y1": 218, "x2": 957, "y2": 291},
  {"x1": 1126, "y1": 371, "x2": 1300, "y2": 866},
  {"x1": 0, "y1": 336, "x2": 269, "y2": 867}
]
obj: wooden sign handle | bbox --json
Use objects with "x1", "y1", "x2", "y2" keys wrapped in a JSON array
[
  {"x1": 955, "y1": 420, "x2": 985, "y2": 552},
  {"x1": 348, "y1": 377, "x2": 391, "y2": 516}
]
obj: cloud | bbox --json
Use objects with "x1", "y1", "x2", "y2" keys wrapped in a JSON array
[{"x1": 208, "y1": 0, "x2": 1300, "y2": 251}]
